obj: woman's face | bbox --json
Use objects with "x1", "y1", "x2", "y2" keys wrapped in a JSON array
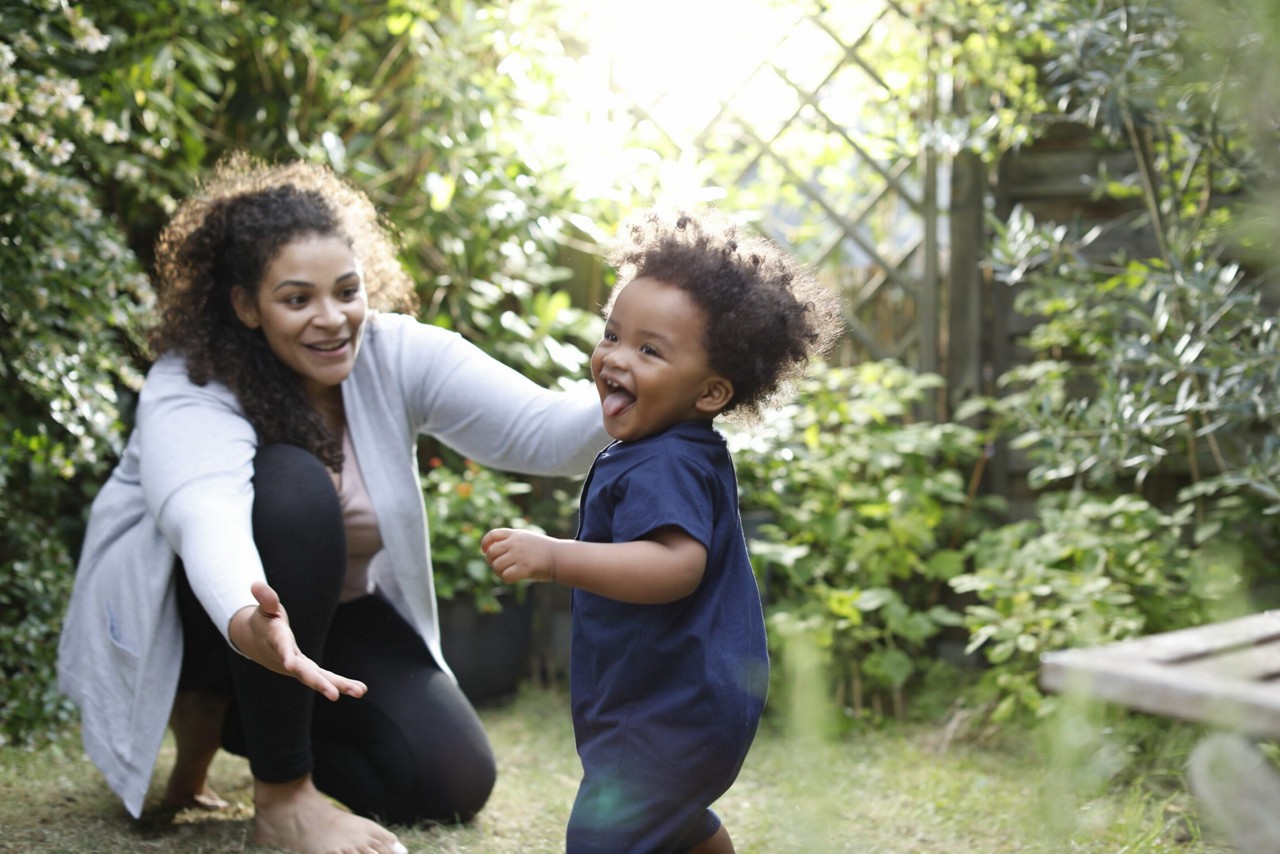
[{"x1": 231, "y1": 232, "x2": 368, "y2": 406}]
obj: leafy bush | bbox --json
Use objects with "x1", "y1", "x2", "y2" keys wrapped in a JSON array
[
  {"x1": 2, "y1": 0, "x2": 598, "y2": 744},
  {"x1": 0, "y1": 3, "x2": 153, "y2": 746},
  {"x1": 421, "y1": 454, "x2": 545, "y2": 614},
  {"x1": 951, "y1": 491, "x2": 1241, "y2": 722},
  {"x1": 730, "y1": 361, "x2": 997, "y2": 722},
  {"x1": 942, "y1": 0, "x2": 1280, "y2": 528}
]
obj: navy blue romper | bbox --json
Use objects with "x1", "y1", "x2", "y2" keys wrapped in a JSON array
[{"x1": 567, "y1": 419, "x2": 769, "y2": 853}]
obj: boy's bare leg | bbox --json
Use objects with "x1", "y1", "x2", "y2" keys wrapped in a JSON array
[
  {"x1": 690, "y1": 823, "x2": 735, "y2": 854},
  {"x1": 163, "y1": 689, "x2": 230, "y2": 809},
  {"x1": 252, "y1": 774, "x2": 406, "y2": 854}
]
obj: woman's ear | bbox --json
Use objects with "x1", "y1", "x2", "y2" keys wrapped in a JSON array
[
  {"x1": 230, "y1": 286, "x2": 260, "y2": 329},
  {"x1": 696, "y1": 375, "x2": 734, "y2": 415}
]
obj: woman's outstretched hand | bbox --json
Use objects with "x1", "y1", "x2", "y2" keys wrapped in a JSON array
[{"x1": 227, "y1": 580, "x2": 368, "y2": 702}]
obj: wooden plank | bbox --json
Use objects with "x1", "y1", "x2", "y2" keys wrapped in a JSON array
[
  {"x1": 947, "y1": 149, "x2": 986, "y2": 420},
  {"x1": 1188, "y1": 733, "x2": 1280, "y2": 854},
  {"x1": 1041, "y1": 654, "x2": 1280, "y2": 738},
  {"x1": 1179, "y1": 642, "x2": 1280, "y2": 681},
  {"x1": 1070, "y1": 612, "x2": 1280, "y2": 664}
]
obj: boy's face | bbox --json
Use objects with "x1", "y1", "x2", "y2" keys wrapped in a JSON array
[{"x1": 591, "y1": 276, "x2": 732, "y2": 442}]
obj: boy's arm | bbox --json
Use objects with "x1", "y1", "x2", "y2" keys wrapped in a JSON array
[{"x1": 480, "y1": 526, "x2": 705, "y2": 604}]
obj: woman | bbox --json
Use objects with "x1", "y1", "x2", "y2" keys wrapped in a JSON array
[{"x1": 56, "y1": 153, "x2": 609, "y2": 854}]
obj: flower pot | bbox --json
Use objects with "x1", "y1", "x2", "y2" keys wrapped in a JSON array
[{"x1": 437, "y1": 592, "x2": 533, "y2": 705}]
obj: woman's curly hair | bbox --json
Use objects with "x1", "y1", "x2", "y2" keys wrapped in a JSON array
[
  {"x1": 606, "y1": 209, "x2": 845, "y2": 421},
  {"x1": 148, "y1": 152, "x2": 417, "y2": 468}
]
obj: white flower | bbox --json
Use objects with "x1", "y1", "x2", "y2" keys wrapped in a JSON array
[
  {"x1": 113, "y1": 160, "x2": 143, "y2": 182},
  {"x1": 98, "y1": 118, "x2": 127, "y2": 144},
  {"x1": 50, "y1": 139, "x2": 75, "y2": 166}
]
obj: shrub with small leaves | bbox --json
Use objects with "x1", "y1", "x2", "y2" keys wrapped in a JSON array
[
  {"x1": 951, "y1": 491, "x2": 1241, "y2": 722},
  {"x1": 0, "y1": 3, "x2": 152, "y2": 746},
  {"x1": 730, "y1": 361, "x2": 997, "y2": 723}
]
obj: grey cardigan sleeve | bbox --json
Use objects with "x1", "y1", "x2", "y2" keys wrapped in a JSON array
[
  {"x1": 390, "y1": 317, "x2": 609, "y2": 475},
  {"x1": 137, "y1": 355, "x2": 263, "y2": 639}
]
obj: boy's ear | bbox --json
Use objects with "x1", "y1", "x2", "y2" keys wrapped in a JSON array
[
  {"x1": 230, "y1": 286, "x2": 261, "y2": 329},
  {"x1": 696, "y1": 375, "x2": 734, "y2": 415}
]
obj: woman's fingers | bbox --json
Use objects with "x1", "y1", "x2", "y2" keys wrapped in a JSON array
[{"x1": 244, "y1": 580, "x2": 365, "y2": 701}]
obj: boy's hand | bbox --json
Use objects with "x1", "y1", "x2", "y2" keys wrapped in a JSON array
[{"x1": 481, "y1": 528, "x2": 559, "y2": 584}]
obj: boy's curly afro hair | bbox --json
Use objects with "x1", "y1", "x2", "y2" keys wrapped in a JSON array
[{"x1": 606, "y1": 210, "x2": 845, "y2": 420}]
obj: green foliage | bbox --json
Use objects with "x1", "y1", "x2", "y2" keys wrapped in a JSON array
[
  {"x1": 0, "y1": 2, "x2": 153, "y2": 746},
  {"x1": 985, "y1": 209, "x2": 1280, "y2": 516},
  {"x1": 926, "y1": 0, "x2": 1280, "y2": 718},
  {"x1": 951, "y1": 492, "x2": 1241, "y2": 722},
  {"x1": 422, "y1": 454, "x2": 543, "y2": 614},
  {"x1": 77, "y1": 0, "x2": 603, "y2": 385},
  {"x1": 731, "y1": 361, "x2": 996, "y2": 722},
  {"x1": 2, "y1": 0, "x2": 599, "y2": 744}
]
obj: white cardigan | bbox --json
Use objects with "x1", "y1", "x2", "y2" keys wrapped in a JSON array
[{"x1": 56, "y1": 312, "x2": 608, "y2": 818}]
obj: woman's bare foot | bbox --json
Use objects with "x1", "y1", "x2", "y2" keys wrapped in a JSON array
[
  {"x1": 253, "y1": 775, "x2": 406, "y2": 854},
  {"x1": 163, "y1": 689, "x2": 231, "y2": 810}
]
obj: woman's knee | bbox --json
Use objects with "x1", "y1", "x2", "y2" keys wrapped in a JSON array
[
  {"x1": 320, "y1": 732, "x2": 496, "y2": 826},
  {"x1": 251, "y1": 443, "x2": 345, "y2": 592},
  {"x1": 434, "y1": 743, "x2": 497, "y2": 823},
  {"x1": 398, "y1": 748, "x2": 495, "y2": 826},
  {"x1": 253, "y1": 444, "x2": 340, "y2": 529},
  {"x1": 390, "y1": 722, "x2": 496, "y2": 824}
]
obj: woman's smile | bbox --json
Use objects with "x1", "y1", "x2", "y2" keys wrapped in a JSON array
[{"x1": 232, "y1": 233, "x2": 368, "y2": 406}]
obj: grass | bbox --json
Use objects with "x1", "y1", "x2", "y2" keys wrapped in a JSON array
[{"x1": 0, "y1": 686, "x2": 1235, "y2": 853}]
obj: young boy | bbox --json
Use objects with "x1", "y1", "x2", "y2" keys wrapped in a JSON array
[{"x1": 481, "y1": 210, "x2": 844, "y2": 853}]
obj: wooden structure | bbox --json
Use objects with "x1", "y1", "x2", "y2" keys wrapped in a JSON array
[
  {"x1": 1041, "y1": 613, "x2": 1280, "y2": 851},
  {"x1": 590, "y1": 5, "x2": 1154, "y2": 443},
  {"x1": 595, "y1": 1, "x2": 946, "y2": 382}
]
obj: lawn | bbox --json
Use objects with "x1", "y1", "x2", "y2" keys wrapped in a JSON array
[{"x1": 0, "y1": 686, "x2": 1232, "y2": 853}]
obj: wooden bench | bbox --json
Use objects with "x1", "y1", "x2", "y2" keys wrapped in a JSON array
[{"x1": 1040, "y1": 611, "x2": 1280, "y2": 852}]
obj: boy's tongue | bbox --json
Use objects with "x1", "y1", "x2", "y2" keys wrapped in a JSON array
[{"x1": 603, "y1": 389, "x2": 635, "y2": 418}]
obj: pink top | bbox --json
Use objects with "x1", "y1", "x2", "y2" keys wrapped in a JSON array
[{"x1": 337, "y1": 429, "x2": 383, "y2": 602}]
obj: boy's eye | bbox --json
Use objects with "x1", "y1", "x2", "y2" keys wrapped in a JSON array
[
  {"x1": 640, "y1": 344, "x2": 659, "y2": 356},
  {"x1": 602, "y1": 331, "x2": 618, "y2": 343}
]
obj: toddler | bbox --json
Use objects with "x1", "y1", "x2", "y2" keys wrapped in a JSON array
[{"x1": 482, "y1": 210, "x2": 844, "y2": 853}]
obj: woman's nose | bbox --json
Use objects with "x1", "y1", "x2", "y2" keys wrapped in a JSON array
[{"x1": 314, "y1": 298, "x2": 344, "y2": 327}]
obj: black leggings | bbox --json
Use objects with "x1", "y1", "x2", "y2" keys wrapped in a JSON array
[{"x1": 175, "y1": 443, "x2": 496, "y2": 825}]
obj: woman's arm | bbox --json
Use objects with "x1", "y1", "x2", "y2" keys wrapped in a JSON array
[
  {"x1": 139, "y1": 357, "x2": 365, "y2": 697},
  {"x1": 480, "y1": 525, "x2": 705, "y2": 604},
  {"x1": 390, "y1": 319, "x2": 609, "y2": 476},
  {"x1": 137, "y1": 355, "x2": 262, "y2": 635}
]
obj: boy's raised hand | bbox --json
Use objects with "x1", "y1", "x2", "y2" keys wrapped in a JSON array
[{"x1": 481, "y1": 528, "x2": 559, "y2": 584}]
